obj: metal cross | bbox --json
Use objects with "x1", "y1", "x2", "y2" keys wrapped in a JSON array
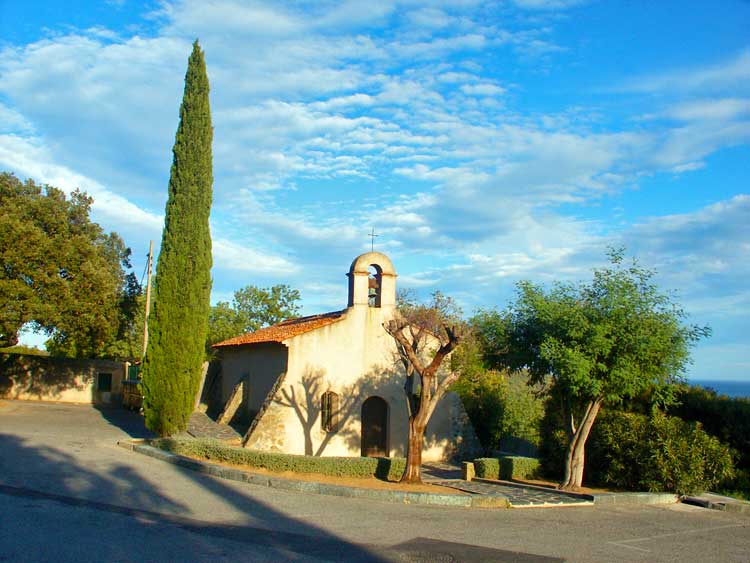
[{"x1": 368, "y1": 227, "x2": 379, "y2": 252}]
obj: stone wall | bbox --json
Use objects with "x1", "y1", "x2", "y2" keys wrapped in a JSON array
[{"x1": 0, "y1": 353, "x2": 126, "y2": 405}]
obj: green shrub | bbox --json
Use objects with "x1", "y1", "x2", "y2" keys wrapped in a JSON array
[
  {"x1": 646, "y1": 411, "x2": 736, "y2": 495},
  {"x1": 587, "y1": 411, "x2": 651, "y2": 490},
  {"x1": 151, "y1": 438, "x2": 406, "y2": 480},
  {"x1": 500, "y1": 456, "x2": 540, "y2": 480},
  {"x1": 453, "y1": 365, "x2": 544, "y2": 453},
  {"x1": 473, "y1": 458, "x2": 500, "y2": 479},
  {"x1": 474, "y1": 456, "x2": 540, "y2": 480},
  {"x1": 588, "y1": 410, "x2": 736, "y2": 495},
  {"x1": 540, "y1": 406, "x2": 736, "y2": 494},
  {"x1": 669, "y1": 384, "x2": 750, "y2": 471}
]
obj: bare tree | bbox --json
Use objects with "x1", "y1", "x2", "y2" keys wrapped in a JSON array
[{"x1": 384, "y1": 291, "x2": 464, "y2": 483}]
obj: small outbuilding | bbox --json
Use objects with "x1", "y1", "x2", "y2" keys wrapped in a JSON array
[{"x1": 213, "y1": 251, "x2": 478, "y2": 461}]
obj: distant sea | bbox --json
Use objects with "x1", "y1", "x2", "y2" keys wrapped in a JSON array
[{"x1": 690, "y1": 379, "x2": 750, "y2": 399}]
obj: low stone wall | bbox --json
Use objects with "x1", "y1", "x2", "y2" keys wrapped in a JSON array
[{"x1": 0, "y1": 353, "x2": 126, "y2": 405}]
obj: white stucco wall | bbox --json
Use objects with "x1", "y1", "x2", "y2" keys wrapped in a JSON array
[
  {"x1": 243, "y1": 306, "x2": 469, "y2": 461},
  {"x1": 228, "y1": 251, "x2": 478, "y2": 462},
  {"x1": 219, "y1": 343, "x2": 288, "y2": 416}
]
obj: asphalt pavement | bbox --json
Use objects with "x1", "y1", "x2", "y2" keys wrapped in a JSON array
[{"x1": 1, "y1": 400, "x2": 748, "y2": 562}]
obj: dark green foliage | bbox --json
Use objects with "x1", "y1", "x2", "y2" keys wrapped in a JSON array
[
  {"x1": 500, "y1": 456, "x2": 540, "y2": 480},
  {"x1": 667, "y1": 384, "x2": 750, "y2": 499},
  {"x1": 0, "y1": 172, "x2": 139, "y2": 356},
  {"x1": 473, "y1": 456, "x2": 540, "y2": 480},
  {"x1": 207, "y1": 284, "x2": 301, "y2": 350},
  {"x1": 452, "y1": 357, "x2": 544, "y2": 453},
  {"x1": 141, "y1": 41, "x2": 213, "y2": 436},
  {"x1": 668, "y1": 384, "x2": 750, "y2": 470},
  {"x1": 537, "y1": 398, "x2": 568, "y2": 479},
  {"x1": 0, "y1": 345, "x2": 49, "y2": 356},
  {"x1": 474, "y1": 458, "x2": 500, "y2": 479},
  {"x1": 578, "y1": 410, "x2": 735, "y2": 495},
  {"x1": 152, "y1": 438, "x2": 406, "y2": 480}
]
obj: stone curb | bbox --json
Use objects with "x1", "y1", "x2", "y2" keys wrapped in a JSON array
[
  {"x1": 682, "y1": 495, "x2": 750, "y2": 515},
  {"x1": 473, "y1": 477, "x2": 678, "y2": 506},
  {"x1": 117, "y1": 441, "x2": 510, "y2": 509}
]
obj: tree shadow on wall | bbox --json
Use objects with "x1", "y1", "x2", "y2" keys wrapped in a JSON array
[
  {"x1": 274, "y1": 366, "x2": 400, "y2": 457},
  {"x1": 0, "y1": 353, "x2": 90, "y2": 400},
  {"x1": 273, "y1": 365, "x2": 455, "y2": 462}
]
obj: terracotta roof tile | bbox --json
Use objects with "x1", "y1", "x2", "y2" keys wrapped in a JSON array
[{"x1": 212, "y1": 310, "x2": 346, "y2": 348}]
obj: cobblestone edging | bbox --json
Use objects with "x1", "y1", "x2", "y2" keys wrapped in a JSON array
[{"x1": 117, "y1": 441, "x2": 509, "y2": 509}]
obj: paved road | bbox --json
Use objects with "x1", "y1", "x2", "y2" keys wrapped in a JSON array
[{"x1": 1, "y1": 400, "x2": 748, "y2": 562}]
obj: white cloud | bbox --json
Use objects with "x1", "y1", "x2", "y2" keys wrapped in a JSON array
[
  {"x1": 665, "y1": 98, "x2": 750, "y2": 122},
  {"x1": 460, "y1": 83, "x2": 506, "y2": 96},
  {"x1": 0, "y1": 103, "x2": 35, "y2": 134},
  {"x1": 0, "y1": 133, "x2": 163, "y2": 232},
  {"x1": 156, "y1": 0, "x2": 303, "y2": 37},
  {"x1": 512, "y1": 0, "x2": 588, "y2": 10},
  {"x1": 212, "y1": 237, "x2": 299, "y2": 275},
  {"x1": 623, "y1": 48, "x2": 750, "y2": 94}
]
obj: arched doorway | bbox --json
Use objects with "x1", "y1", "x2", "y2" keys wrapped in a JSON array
[{"x1": 361, "y1": 396, "x2": 388, "y2": 457}]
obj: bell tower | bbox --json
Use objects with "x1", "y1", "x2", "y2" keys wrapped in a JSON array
[{"x1": 347, "y1": 252, "x2": 397, "y2": 310}]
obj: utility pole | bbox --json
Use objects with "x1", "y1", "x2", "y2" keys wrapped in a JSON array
[{"x1": 142, "y1": 240, "x2": 154, "y2": 359}]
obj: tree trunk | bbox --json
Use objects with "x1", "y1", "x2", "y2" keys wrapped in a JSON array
[
  {"x1": 559, "y1": 398, "x2": 602, "y2": 491},
  {"x1": 401, "y1": 418, "x2": 425, "y2": 483}
]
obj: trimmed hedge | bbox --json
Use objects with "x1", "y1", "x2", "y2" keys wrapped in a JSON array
[
  {"x1": 474, "y1": 456, "x2": 540, "y2": 480},
  {"x1": 151, "y1": 438, "x2": 406, "y2": 481}
]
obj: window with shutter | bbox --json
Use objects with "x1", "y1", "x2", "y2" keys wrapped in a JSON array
[{"x1": 321, "y1": 391, "x2": 339, "y2": 432}]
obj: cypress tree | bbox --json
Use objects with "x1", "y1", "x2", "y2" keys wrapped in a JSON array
[{"x1": 141, "y1": 41, "x2": 213, "y2": 436}]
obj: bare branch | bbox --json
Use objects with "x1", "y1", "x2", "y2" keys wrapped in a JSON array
[{"x1": 384, "y1": 320, "x2": 426, "y2": 375}]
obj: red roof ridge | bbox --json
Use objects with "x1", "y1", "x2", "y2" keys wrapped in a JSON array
[{"x1": 212, "y1": 309, "x2": 346, "y2": 348}]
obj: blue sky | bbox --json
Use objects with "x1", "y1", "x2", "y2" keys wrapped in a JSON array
[{"x1": 1, "y1": 0, "x2": 748, "y2": 381}]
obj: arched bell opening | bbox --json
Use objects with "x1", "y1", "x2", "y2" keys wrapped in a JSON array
[{"x1": 368, "y1": 265, "x2": 383, "y2": 308}]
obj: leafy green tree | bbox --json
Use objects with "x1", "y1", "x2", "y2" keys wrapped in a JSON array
[
  {"x1": 0, "y1": 172, "x2": 139, "y2": 356},
  {"x1": 207, "y1": 284, "x2": 301, "y2": 348},
  {"x1": 141, "y1": 41, "x2": 214, "y2": 437},
  {"x1": 474, "y1": 249, "x2": 709, "y2": 490},
  {"x1": 452, "y1": 340, "x2": 544, "y2": 453}
]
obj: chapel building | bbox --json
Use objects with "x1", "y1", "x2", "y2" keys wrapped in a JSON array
[{"x1": 213, "y1": 251, "x2": 478, "y2": 461}]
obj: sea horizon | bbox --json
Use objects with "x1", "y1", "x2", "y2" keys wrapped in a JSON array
[{"x1": 689, "y1": 379, "x2": 750, "y2": 399}]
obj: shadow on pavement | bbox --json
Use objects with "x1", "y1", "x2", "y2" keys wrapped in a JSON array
[
  {"x1": 0, "y1": 430, "x2": 387, "y2": 561},
  {"x1": 1, "y1": 403, "x2": 566, "y2": 562},
  {"x1": 92, "y1": 404, "x2": 156, "y2": 439}
]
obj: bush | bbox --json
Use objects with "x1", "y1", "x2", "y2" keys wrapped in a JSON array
[
  {"x1": 646, "y1": 411, "x2": 736, "y2": 495},
  {"x1": 539, "y1": 406, "x2": 736, "y2": 494},
  {"x1": 668, "y1": 384, "x2": 750, "y2": 471},
  {"x1": 474, "y1": 456, "x2": 540, "y2": 480},
  {"x1": 474, "y1": 458, "x2": 500, "y2": 479},
  {"x1": 151, "y1": 438, "x2": 406, "y2": 481},
  {"x1": 587, "y1": 410, "x2": 736, "y2": 495},
  {"x1": 453, "y1": 365, "x2": 544, "y2": 453}
]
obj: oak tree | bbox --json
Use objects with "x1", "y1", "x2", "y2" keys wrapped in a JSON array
[
  {"x1": 207, "y1": 284, "x2": 301, "y2": 349},
  {"x1": 0, "y1": 172, "x2": 139, "y2": 356}
]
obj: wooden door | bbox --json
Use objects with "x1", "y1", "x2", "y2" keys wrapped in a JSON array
[{"x1": 361, "y1": 396, "x2": 388, "y2": 457}]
